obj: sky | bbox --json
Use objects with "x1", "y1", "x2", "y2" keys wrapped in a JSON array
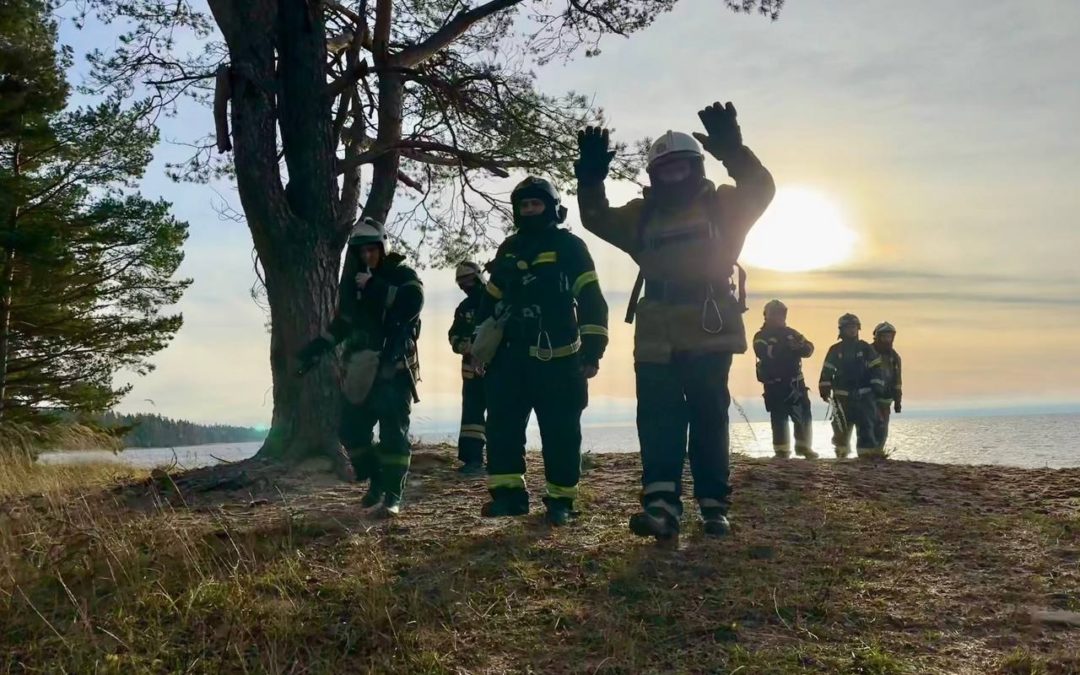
[{"x1": 57, "y1": 0, "x2": 1080, "y2": 428}]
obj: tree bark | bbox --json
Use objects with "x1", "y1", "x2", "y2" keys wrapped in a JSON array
[
  {"x1": 257, "y1": 237, "x2": 343, "y2": 461},
  {"x1": 0, "y1": 138, "x2": 22, "y2": 420},
  {"x1": 210, "y1": 0, "x2": 346, "y2": 463}
]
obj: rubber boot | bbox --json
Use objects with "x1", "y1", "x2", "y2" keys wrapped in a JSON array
[
  {"x1": 629, "y1": 506, "x2": 680, "y2": 542},
  {"x1": 360, "y1": 485, "x2": 384, "y2": 508},
  {"x1": 543, "y1": 497, "x2": 574, "y2": 527},
  {"x1": 481, "y1": 488, "x2": 530, "y2": 517},
  {"x1": 795, "y1": 446, "x2": 820, "y2": 460},
  {"x1": 773, "y1": 447, "x2": 792, "y2": 459},
  {"x1": 457, "y1": 461, "x2": 485, "y2": 477},
  {"x1": 834, "y1": 446, "x2": 850, "y2": 459},
  {"x1": 857, "y1": 447, "x2": 886, "y2": 460},
  {"x1": 702, "y1": 509, "x2": 731, "y2": 537},
  {"x1": 376, "y1": 493, "x2": 402, "y2": 518}
]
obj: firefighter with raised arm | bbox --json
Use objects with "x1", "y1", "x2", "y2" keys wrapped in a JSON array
[
  {"x1": 474, "y1": 176, "x2": 609, "y2": 526},
  {"x1": 296, "y1": 218, "x2": 423, "y2": 517},
  {"x1": 575, "y1": 101, "x2": 775, "y2": 540},
  {"x1": 448, "y1": 261, "x2": 488, "y2": 475},
  {"x1": 754, "y1": 300, "x2": 817, "y2": 460},
  {"x1": 818, "y1": 313, "x2": 884, "y2": 459}
]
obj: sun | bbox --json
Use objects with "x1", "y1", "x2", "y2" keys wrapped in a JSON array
[{"x1": 739, "y1": 187, "x2": 857, "y2": 272}]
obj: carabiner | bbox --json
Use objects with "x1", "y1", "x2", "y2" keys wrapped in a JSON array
[
  {"x1": 702, "y1": 286, "x2": 724, "y2": 335},
  {"x1": 535, "y1": 330, "x2": 553, "y2": 362}
]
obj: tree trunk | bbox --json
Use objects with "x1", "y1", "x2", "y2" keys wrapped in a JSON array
[
  {"x1": 0, "y1": 139, "x2": 21, "y2": 420},
  {"x1": 256, "y1": 236, "x2": 343, "y2": 461}
]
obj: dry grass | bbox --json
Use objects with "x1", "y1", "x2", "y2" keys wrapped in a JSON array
[
  {"x1": 0, "y1": 421, "x2": 122, "y2": 464},
  {"x1": 2, "y1": 447, "x2": 1079, "y2": 673}
]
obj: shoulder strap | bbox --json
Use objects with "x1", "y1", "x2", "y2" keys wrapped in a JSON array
[{"x1": 625, "y1": 198, "x2": 658, "y2": 324}]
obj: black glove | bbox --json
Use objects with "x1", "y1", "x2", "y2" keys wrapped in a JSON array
[
  {"x1": 296, "y1": 337, "x2": 332, "y2": 375},
  {"x1": 894, "y1": 401, "x2": 902, "y2": 414},
  {"x1": 575, "y1": 126, "x2": 616, "y2": 185},
  {"x1": 692, "y1": 101, "x2": 743, "y2": 161}
]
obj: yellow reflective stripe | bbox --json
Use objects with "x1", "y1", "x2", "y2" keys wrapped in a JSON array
[
  {"x1": 486, "y1": 282, "x2": 503, "y2": 299},
  {"x1": 381, "y1": 453, "x2": 411, "y2": 467},
  {"x1": 579, "y1": 324, "x2": 608, "y2": 338},
  {"x1": 572, "y1": 270, "x2": 599, "y2": 296},
  {"x1": 529, "y1": 338, "x2": 581, "y2": 359},
  {"x1": 823, "y1": 362, "x2": 838, "y2": 371},
  {"x1": 868, "y1": 357, "x2": 883, "y2": 367},
  {"x1": 532, "y1": 251, "x2": 557, "y2": 265},
  {"x1": 754, "y1": 339, "x2": 769, "y2": 347},
  {"x1": 488, "y1": 474, "x2": 526, "y2": 490},
  {"x1": 546, "y1": 482, "x2": 578, "y2": 499},
  {"x1": 401, "y1": 279, "x2": 423, "y2": 290},
  {"x1": 461, "y1": 424, "x2": 486, "y2": 433},
  {"x1": 460, "y1": 431, "x2": 486, "y2": 441}
]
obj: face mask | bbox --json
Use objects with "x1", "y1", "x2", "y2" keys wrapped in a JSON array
[{"x1": 514, "y1": 206, "x2": 554, "y2": 231}]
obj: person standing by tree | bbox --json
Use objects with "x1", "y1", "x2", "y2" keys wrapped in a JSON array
[
  {"x1": 448, "y1": 261, "x2": 488, "y2": 475},
  {"x1": 475, "y1": 177, "x2": 608, "y2": 526},
  {"x1": 297, "y1": 218, "x2": 423, "y2": 517},
  {"x1": 754, "y1": 300, "x2": 817, "y2": 460},
  {"x1": 575, "y1": 101, "x2": 776, "y2": 541}
]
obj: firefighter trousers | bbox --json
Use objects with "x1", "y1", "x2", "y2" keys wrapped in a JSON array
[
  {"x1": 636, "y1": 351, "x2": 734, "y2": 518},
  {"x1": 765, "y1": 383, "x2": 813, "y2": 456},
  {"x1": 457, "y1": 373, "x2": 487, "y2": 464},
  {"x1": 339, "y1": 371, "x2": 413, "y2": 500},
  {"x1": 830, "y1": 393, "x2": 878, "y2": 457},
  {"x1": 484, "y1": 346, "x2": 588, "y2": 509},
  {"x1": 874, "y1": 402, "x2": 893, "y2": 451}
]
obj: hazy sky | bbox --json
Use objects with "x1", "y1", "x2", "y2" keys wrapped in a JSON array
[{"x1": 58, "y1": 0, "x2": 1080, "y2": 427}]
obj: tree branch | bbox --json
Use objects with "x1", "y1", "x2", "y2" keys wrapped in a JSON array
[{"x1": 396, "y1": 0, "x2": 525, "y2": 67}]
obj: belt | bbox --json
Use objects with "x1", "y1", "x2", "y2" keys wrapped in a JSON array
[{"x1": 643, "y1": 280, "x2": 734, "y2": 304}]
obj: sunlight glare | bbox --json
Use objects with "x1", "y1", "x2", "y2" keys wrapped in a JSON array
[{"x1": 739, "y1": 187, "x2": 857, "y2": 272}]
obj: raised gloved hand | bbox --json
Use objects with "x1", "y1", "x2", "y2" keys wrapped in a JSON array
[
  {"x1": 692, "y1": 101, "x2": 743, "y2": 161},
  {"x1": 575, "y1": 126, "x2": 616, "y2": 185},
  {"x1": 296, "y1": 337, "x2": 332, "y2": 375}
]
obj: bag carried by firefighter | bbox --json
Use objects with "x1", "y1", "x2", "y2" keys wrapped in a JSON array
[
  {"x1": 471, "y1": 307, "x2": 509, "y2": 367},
  {"x1": 342, "y1": 349, "x2": 381, "y2": 405}
]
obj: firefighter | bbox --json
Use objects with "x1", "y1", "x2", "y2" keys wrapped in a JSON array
[
  {"x1": 476, "y1": 176, "x2": 609, "y2": 526},
  {"x1": 575, "y1": 101, "x2": 776, "y2": 540},
  {"x1": 753, "y1": 300, "x2": 817, "y2": 459},
  {"x1": 448, "y1": 262, "x2": 488, "y2": 475},
  {"x1": 296, "y1": 217, "x2": 423, "y2": 516},
  {"x1": 818, "y1": 313, "x2": 884, "y2": 459},
  {"x1": 871, "y1": 321, "x2": 903, "y2": 453}
]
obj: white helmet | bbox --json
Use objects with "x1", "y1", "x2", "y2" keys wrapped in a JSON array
[
  {"x1": 348, "y1": 217, "x2": 390, "y2": 254},
  {"x1": 647, "y1": 131, "x2": 704, "y2": 170},
  {"x1": 873, "y1": 321, "x2": 897, "y2": 337},
  {"x1": 455, "y1": 261, "x2": 484, "y2": 283}
]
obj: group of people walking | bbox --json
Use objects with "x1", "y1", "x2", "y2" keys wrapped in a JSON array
[
  {"x1": 754, "y1": 302, "x2": 903, "y2": 462},
  {"x1": 296, "y1": 98, "x2": 903, "y2": 542}
]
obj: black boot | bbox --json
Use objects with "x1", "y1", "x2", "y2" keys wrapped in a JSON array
[
  {"x1": 457, "y1": 461, "x2": 485, "y2": 477},
  {"x1": 481, "y1": 488, "x2": 529, "y2": 517},
  {"x1": 377, "y1": 493, "x2": 402, "y2": 518},
  {"x1": 360, "y1": 484, "x2": 384, "y2": 508},
  {"x1": 629, "y1": 506, "x2": 679, "y2": 541},
  {"x1": 543, "y1": 497, "x2": 574, "y2": 527},
  {"x1": 702, "y1": 511, "x2": 731, "y2": 537}
]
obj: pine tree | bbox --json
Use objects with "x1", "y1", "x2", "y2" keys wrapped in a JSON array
[{"x1": 0, "y1": 0, "x2": 190, "y2": 423}]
